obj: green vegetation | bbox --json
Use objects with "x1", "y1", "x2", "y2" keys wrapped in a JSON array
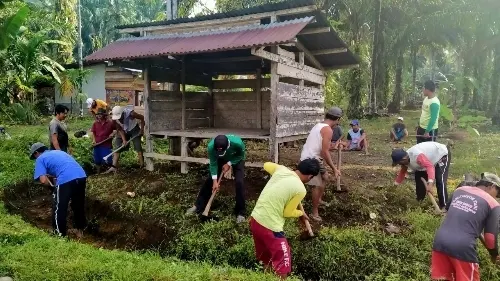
[{"x1": 1, "y1": 112, "x2": 499, "y2": 280}]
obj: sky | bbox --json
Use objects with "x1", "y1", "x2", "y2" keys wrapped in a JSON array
[{"x1": 190, "y1": 0, "x2": 217, "y2": 16}]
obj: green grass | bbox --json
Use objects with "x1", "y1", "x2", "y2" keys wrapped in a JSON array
[{"x1": 1, "y1": 111, "x2": 499, "y2": 280}]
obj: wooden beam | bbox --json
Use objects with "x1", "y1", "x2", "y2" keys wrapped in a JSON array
[
  {"x1": 143, "y1": 66, "x2": 154, "y2": 171},
  {"x1": 298, "y1": 27, "x2": 331, "y2": 35},
  {"x1": 270, "y1": 46, "x2": 279, "y2": 163},
  {"x1": 181, "y1": 59, "x2": 186, "y2": 130},
  {"x1": 311, "y1": 48, "x2": 348, "y2": 56},
  {"x1": 212, "y1": 78, "x2": 271, "y2": 89},
  {"x1": 119, "y1": 5, "x2": 317, "y2": 34},
  {"x1": 277, "y1": 63, "x2": 326, "y2": 85},
  {"x1": 295, "y1": 40, "x2": 324, "y2": 71},
  {"x1": 299, "y1": 52, "x2": 305, "y2": 87},
  {"x1": 277, "y1": 47, "x2": 295, "y2": 60},
  {"x1": 256, "y1": 68, "x2": 262, "y2": 129},
  {"x1": 143, "y1": 153, "x2": 265, "y2": 168},
  {"x1": 251, "y1": 47, "x2": 324, "y2": 76},
  {"x1": 191, "y1": 56, "x2": 261, "y2": 63}
]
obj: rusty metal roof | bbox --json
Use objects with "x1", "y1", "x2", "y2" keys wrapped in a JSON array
[{"x1": 85, "y1": 17, "x2": 313, "y2": 63}]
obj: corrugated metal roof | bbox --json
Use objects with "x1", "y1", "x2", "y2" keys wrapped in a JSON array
[
  {"x1": 117, "y1": 0, "x2": 315, "y2": 30},
  {"x1": 85, "y1": 17, "x2": 313, "y2": 63}
]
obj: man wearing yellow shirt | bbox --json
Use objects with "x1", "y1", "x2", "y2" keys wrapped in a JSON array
[
  {"x1": 417, "y1": 80, "x2": 440, "y2": 143},
  {"x1": 249, "y1": 158, "x2": 320, "y2": 280},
  {"x1": 86, "y1": 98, "x2": 110, "y2": 119}
]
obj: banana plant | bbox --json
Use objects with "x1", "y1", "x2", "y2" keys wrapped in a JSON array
[{"x1": 0, "y1": 5, "x2": 29, "y2": 50}]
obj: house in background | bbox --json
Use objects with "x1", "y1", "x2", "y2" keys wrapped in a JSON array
[{"x1": 55, "y1": 62, "x2": 160, "y2": 115}]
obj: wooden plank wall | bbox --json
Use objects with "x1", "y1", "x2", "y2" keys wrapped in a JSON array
[
  {"x1": 213, "y1": 91, "x2": 270, "y2": 129},
  {"x1": 149, "y1": 91, "x2": 211, "y2": 131},
  {"x1": 276, "y1": 82, "x2": 324, "y2": 138}
]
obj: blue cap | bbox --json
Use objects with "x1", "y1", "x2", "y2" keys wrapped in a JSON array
[
  {"x1": 350, "y1": 119, "x2": 359, "y2": 126},
  {"x1": 391, "y1": 148, "x2": 407, "y2": 166}
]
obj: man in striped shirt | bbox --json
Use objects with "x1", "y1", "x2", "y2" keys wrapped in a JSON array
[
  {"x1": 392, "y1": 142, "x2": 450, "y2": 210},
  {"x1": 431, "y1": 172, "x2": 500, "y2": 281}
]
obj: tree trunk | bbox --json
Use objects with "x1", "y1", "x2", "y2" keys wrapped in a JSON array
[
  {"x1": 489, "y1": 45, "x2": 500, "y2": 116},
  {"x1": 388, "y1": 50, "x2": 403, "y2": 113},
  {"x1": 348, "y1": 45, "x2": 363, "y2": 119},
  {"x1": 369, "y1": 0, "x2": 382, "y2": 114},
  {"x1": 411, "y1": 44, "x2": 417, "y2": 104}
]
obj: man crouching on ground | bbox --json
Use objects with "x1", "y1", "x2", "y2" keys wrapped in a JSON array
[
  {"x1": 30, "y1": 142, "x2": 87, "y2": 238},
  {"x1": 250, "y1": 158, "x2": 320, "y2": 280}
]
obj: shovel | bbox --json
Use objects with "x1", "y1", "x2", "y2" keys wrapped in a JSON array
[
  {"x1": 103, "y1": 134, "x2": 141, "y2": 162},
  {"x1": 298, "y1": 203, "x2": 316, "y2": 241},
  {"x1": 199, "y1": 174, "x2": 224, "y2": 222},
  {"x1": 333, "y1": 148, "x2": 348, "y2": 193},
  {"x1": 92, "y1": 136, "x2": 114, "y2": 148},
  {"x1": 420, "y1": 177, "x2": 443, "y2": 214}
]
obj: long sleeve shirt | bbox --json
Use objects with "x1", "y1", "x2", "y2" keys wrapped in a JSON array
[
  {"x1": 250, "y1": 162, "x2": 306, "y2": 232},
  {"x1": 395, "y1": 154, "x2": 435, "y2": 184},
  {"x1": 433, "y1": 186, "x2": 500, "y2": 263},
  {"x1": 207, "y1": 135, "x2": 246, "y2": 179}
]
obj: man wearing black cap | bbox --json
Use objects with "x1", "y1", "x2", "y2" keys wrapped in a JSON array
[
  {"x1": 186, "y1": 134, "x2": 247, "y2": 223},
  {"x1": 392, "y1": 141, "x2": 450, "y2": 210}
]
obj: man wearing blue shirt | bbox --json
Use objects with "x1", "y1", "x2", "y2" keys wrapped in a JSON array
[{"x1": 30, "y1": 142, "x2": 87, "y2": 237}]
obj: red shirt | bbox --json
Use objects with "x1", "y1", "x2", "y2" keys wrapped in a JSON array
[{"x1": 91, "y1": 119, "x2": 115, "y2": 148}]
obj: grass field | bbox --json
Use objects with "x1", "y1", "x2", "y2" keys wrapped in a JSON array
[{"x1": 1, "y1": 110, "x2": 500, "y2": 280}]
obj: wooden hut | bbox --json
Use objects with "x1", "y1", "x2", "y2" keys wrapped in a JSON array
[{"x1": 84, "y1": 0, "x2": 359, "y2": 173}]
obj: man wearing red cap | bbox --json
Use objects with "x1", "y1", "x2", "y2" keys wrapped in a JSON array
[
  {"x1": 392, "y1": 141, "x2": 450, "y2": 210},
  {"x1": 186, "y1": 134, "x2": 247, "y2": 223}
]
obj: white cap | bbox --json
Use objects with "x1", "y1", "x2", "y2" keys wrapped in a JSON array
[
  {"x1": 397, "y1": 116, "x2": 404, "y2": 121},
  {"x1": 86, "y1": 98, "x2": 94, "y2": 108},
  {"x1": 111, "y1": 106, "x2": 124, "y2": 120}
]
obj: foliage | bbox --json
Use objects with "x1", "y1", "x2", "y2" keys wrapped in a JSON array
[{"x1": 0, "y1": 5, "x2": 28, "y2": 50}]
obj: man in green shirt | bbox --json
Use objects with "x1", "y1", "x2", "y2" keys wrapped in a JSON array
[
  {"x1": 249, "y1": 158, "x2": 320, "y2": 279},
  {"x1": 417, "y1": 80, "x2": 440, "y2": 143},
  {"x1": 186, "y1": 134, "x2": 247, "y2": 223}
]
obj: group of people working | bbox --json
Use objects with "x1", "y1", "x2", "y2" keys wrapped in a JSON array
[{"x1": 29, "y1": 80, "x2": 500, "y2": 280}]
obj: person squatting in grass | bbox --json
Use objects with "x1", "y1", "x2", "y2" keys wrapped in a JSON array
[
  {"x1": 417, "y1": 80, "x2": 440, "y2": 143},
  {"x1": 186, "y1": 134, "x2": 247, "y2": 224},
  {"x1": 49, "y1": 104, "x2": 71, "y2": 154},
  {"x1": 105, "y1": 106, "x2": 145, "y2": 173},
  {"x1": 431, "y1": 172, "x2": 500, "y2": 281},
  {"x1": 392, "y1": 141, "x2": 450, "y2": 211},
  {"x1": 249, "y1": 158, "x2": 320, "y2": 280},
  {"x1": 300, "y1": 106, "x2": 342, "y2": 222},
  {"x1": 344, "y1": 119, "x2": 369, "y2": 154},
  {"x1": 30, "y1": 142, "x2": 87, "y2": 237},
  {"x1": 390, "y1": 116, "x2": 408, "y2": 142},
  {"x1": 91, "y1": 108, "x2": 126, "y2": 174}
]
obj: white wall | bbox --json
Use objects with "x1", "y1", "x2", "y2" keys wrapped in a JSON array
[{"x1": 55, "y1": 64, "x2": 106, "y2": 105}]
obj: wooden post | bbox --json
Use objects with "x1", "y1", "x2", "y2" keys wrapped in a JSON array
[
  {"x1": 269, "y1": 46, "x2": 279, "y2": 163},
  {"x1": 180, "y1": 57, "x2": 188, "y2": 173},
  {"x1": 208, "y1": 82, "x2": 214, "y2": 127},
  {"x1": 256, "y1": 68, "x2": 262, "y2": 129},
  {"x1": 143, "y1": 66, "x2": 154, "y2": 171},
  {"x1": 299, "y1": 52, "x2": 305, "y2": 87}
]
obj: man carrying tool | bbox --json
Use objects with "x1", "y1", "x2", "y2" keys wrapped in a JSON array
[
  {"x1": 431, "y1": 172, "x2": 500, "y2": 281},
  {"x1": 86, "y1": 98, "x2": 110, "y2": 119},
  {"x1": 300, "y1": 106, "x2": 342, "y2": 222},
  {"x1": 91, "y1": 108, "x2": 125, "y2": 174},
  {"x1": 186, "y1": 134, "x2": 247, "y2": 223},
  {"x1": 392, "y1": 141, "x2": 450, "y2": 210},
  {"x1": 249, "y1": 158, "x2": 320, "y2": 280},
  {"x1": 417, "y1": 80, "x2": 440, "y2": 143},
  {"x1": 30, "y1": 142, "x2": 87, "y2": 238},
  {"x1": 104, "y1": 106, "x2": 145, "y2": 173},
  {"x1": 49, "y1": 104, "x2": 71, "y2": 153}
]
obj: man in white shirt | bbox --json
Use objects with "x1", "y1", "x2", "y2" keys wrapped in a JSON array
[{"x1": 300, "y1": 106, "x2": 342, "y2": 222}]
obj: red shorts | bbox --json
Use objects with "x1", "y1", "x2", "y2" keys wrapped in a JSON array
[
  {"x1": 431, "y1": 250, "x2": 479, "y2": 281},
  {"x1": 249, "y1": 217, "x2": 292, "y2": 276}
]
